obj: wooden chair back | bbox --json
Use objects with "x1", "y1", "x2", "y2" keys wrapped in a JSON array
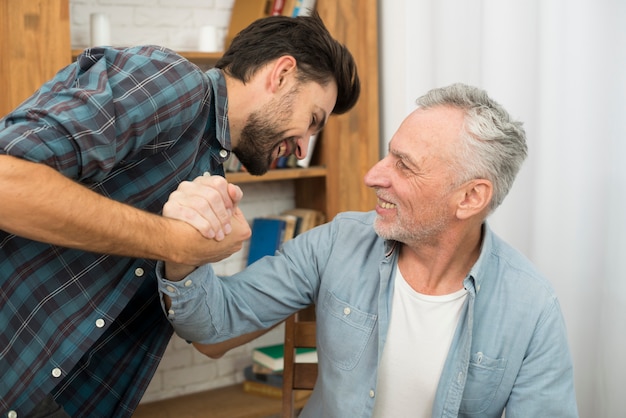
[{"x1": 281, "y1": 305, "x2": 317, "y2": 417}]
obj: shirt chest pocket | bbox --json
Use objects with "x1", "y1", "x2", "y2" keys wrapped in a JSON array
[
  {"x1": 317, "y1": 291, "x2": 377, "y2": 371},
  {"x1": 459, "y1": 351, "x2": 507, "y2": 415}
]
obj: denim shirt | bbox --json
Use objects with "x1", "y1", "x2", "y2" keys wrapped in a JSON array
[{"x1": 158, "y1": 211, "x2": 578, "y2": 417}]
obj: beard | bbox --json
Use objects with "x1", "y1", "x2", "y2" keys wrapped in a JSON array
[
  {"x1": 233, "y1": 88, "x2": 298, "y2": 176},
  {"x1": 235, "y1": 112, "x2": 285, "y2": 175},
  {"x1": 373, "y1": 199, "x2": 451, "y2": 247}
]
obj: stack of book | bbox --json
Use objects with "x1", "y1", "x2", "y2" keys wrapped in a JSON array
[
  {"x1": 242, "y1": 342, "x2": 317, "y2": 399},
  {"x1": 253, "y1": 342, "x2": 317, "y2": 372},
  {"x1": 246, "y1": 208, "x2": 325, "y2": 266}
]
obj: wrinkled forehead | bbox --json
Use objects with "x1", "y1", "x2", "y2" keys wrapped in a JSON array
[{"x1": 393, "y1": 106, "x2": 465, "y2": 152}]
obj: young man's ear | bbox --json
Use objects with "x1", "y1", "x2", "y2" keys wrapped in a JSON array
[
  {"x1": 268, "y1": 55, "x2": 297, "y2": 93},
  {"x1": 455, "y1": 179, "x2": 493, "y2": 220}
]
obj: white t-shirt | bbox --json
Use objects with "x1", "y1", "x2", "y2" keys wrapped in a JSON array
[{"x1": 371, "y1": 265, "x2": 468, "y2": 418}]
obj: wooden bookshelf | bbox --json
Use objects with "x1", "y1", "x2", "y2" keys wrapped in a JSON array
[
  {"x1": 0, "y1": 0, "x2": 71, "y2": 116},
  {"x1": 307, "y1": 0, "x2": 380, "y2": 218}
]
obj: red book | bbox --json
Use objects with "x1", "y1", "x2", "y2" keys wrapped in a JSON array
[{"x1": 270, "y1": 0, "x2": 285, "y2": 15}]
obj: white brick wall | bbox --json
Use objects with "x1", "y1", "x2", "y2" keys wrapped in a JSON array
[
  {"x1": 69, "y1": 0, "x2": 299, "y2": 402},
  {"x1": 70, "y1": 0, "x2": 233, "y2": 51}
]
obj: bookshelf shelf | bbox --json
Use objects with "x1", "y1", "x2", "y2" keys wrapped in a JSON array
[
  {"x1": 226, "y1": 166, "x2": 326, "y2": 184},
  {"x1": 177, "y1": 50, "x2": 223, "y2": 65},
  {"x1": 71, "y1": 49, "x2": 223, "y2": 65}
]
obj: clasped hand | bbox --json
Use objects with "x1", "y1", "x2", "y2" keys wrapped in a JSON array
[{"x1": 162, "y1": 174, "x2": 251, "y2": 277}]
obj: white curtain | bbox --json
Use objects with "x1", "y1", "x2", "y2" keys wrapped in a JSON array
[{"x1": 379, "y1": 1, "x2": 626, "y2": 416}]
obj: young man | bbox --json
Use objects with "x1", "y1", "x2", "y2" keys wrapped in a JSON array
[
  {"x1": 159, "y1": 83, "x2": 578, "y2": 417},
  {"x1": 0, "y1": 13, "x2": 359, "y2": 418}
]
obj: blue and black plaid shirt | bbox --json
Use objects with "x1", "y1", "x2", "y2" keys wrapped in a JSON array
[{"x1": 0, "y1": 45, "x2": 231, "y2": 417}]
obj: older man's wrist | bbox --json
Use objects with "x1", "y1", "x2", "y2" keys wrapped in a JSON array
[{"x1": 164, "y1": 262, "x2": 198, "y2": 281}]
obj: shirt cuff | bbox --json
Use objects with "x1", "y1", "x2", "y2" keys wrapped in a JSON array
[{"x1": 156, "y1": 261, "x2": 215, "y2": 341}]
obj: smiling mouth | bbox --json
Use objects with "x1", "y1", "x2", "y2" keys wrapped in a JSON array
[{"x1": 377, "y1": 198, "x2": 397, "y2": 209}]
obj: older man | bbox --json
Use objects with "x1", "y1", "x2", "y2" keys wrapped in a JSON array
[{"x1": 159, "y1": 83, "x2": 578, "y2": 417}]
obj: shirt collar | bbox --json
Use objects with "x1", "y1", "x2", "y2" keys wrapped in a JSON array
[
  {"x1": 464, "y1": 222, "x2": 493, "y2": 294},
  {"x1": 205, "y1": 68, "x2": 231, "y2": 154},
  {"x1": 384, "y1": 240, "x2": 397, "y2": 258},
  {"x1": 382, "y1": 223, "x2": 494, "y2": 294}
]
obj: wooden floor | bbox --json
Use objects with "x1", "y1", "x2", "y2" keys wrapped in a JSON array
[{"x1": 132, "y1": 384, "x2": 308, "y2": 418}]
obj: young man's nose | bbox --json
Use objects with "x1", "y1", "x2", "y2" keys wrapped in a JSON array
[{"x1": 295, "y1": 136, "x2": 312, "y2": 159}]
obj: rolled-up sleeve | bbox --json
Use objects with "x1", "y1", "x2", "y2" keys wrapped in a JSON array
[
  {"x1": 0, "y1": 45, "x2": 209, "y2": 182},
  {"x1": 156, "y1": 263, "x2": 220, "y2": 343}
]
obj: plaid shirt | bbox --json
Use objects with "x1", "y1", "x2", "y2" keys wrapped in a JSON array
[{"x1": 0, "y1": 46, "x2": 231, "y2": 417}]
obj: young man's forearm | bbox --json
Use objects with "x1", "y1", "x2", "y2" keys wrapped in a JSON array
[{"x1": 0, "y1": 155, "x2": 245, "y2": 265}]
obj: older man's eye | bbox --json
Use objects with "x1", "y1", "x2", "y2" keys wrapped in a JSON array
[{"x1": 395, "y1": 160, "x2": 408, "y2": 170}]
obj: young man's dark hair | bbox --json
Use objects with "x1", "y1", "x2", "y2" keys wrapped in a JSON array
[{"x1": 216, "y1": 12, "x2": 360, "y2": 115}]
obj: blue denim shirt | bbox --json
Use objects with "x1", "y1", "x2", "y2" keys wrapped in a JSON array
[{"x1": 158, "y1": 211, "x2": 578, "y2": 417}]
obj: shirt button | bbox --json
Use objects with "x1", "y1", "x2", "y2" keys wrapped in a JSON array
[
  {"x1": 135, "y1": 268, "x2": 144, "y2": 277},
  {"x1": 166, "y1": 285, "x2": 176, "y2": 293},
  {"x1": 95, "y1": 318, "x2": 105, "y2": 328},
  {"x1": 168, "y1": 309, "x2": 175, "y2": 316},
  {"x1": 343, "y1": 307, "x2": 351, "y2": 315},
  {"x1": 369, "y1": 390, "x2": 375, "y2": 398},
  {"x1": 184, "y1": 279, "x2": 193, "y2": 287},
  {"x1": 219, "y1": 149, "x2": 228, "y2": 158},
  {"x1": 52, "y1": 368, "x2": 62, "y2": 378},
  {"x1": 8, "y1": 410, "x2": 17, "y2": 418}
]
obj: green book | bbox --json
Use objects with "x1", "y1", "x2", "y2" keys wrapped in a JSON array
[{"x1": 252, "y1": 343, "x2": 317, "y2": 372}]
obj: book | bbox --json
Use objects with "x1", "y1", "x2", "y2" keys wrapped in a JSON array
[
  {"x1": 246, "y1": 217, "x2": 286, "y2": 265},
  {"x1": 286, "y1": 154, "x2": 298, "y2": 168},
  {"x1": 224, "y1": 153, "x2": 242, "y2": 172},
  {"x1": 296, "y1": 133, "x2": 318, "y2": 168},
  {"x1": 243, "y1": 365, "x2": 283, "y2": 388},
  {"x1": 281, "y1": 208, "x2": 325, "y2": 235},
  {"x1": 242, "y1": 380, "x2": 311, "y2": 400},
  {"x1": 252, "y1": 362, "x2": 282, "y2": 375},
  {"x1": 269, "y1": 0, "x2": 286, "y2": 15},
  {"x1": 280, "y1": 0, "x2": 316, "y2": 18},
  {"x1": 265, "y1": 214, "x2": 298, "y2": 242},
  {"x1": 293, "y1": 0, "x2": 316, "y2": 16},
  {"x1": 288, "y1": 0, "x2": 303, "y2": 16},
  {"x1": 242, "y1": 380, "x2": 283, "y2": 398},
  {"x1": 275, "y1": 155, "x2": 289, "y2": 169},
  {"x1": 252, "y1": 343, "x2": 317, "y2": 372}
]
